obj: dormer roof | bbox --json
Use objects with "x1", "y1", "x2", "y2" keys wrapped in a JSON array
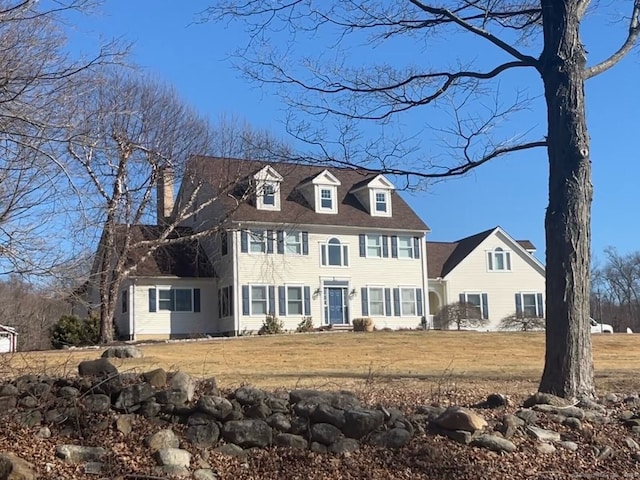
[
  {"x1": 253, "y1": 165, "x2": 283, "y2": 182},
  {"x1": 350, "y1": 174, "x2": 395, "y2": 192},
  {"x1": 183, "y1": 157, "x2": 429, "y2": 232}
]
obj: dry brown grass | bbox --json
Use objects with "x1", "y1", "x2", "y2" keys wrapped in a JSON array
[{"x1": 2, "y1": 331, "x2": 639, "y2": 395}]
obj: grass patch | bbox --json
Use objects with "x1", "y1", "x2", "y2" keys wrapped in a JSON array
[{"x1": 1, "y1": 331, "x2": 638, "y2": 395}]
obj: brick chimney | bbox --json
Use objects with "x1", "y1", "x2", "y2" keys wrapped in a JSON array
[{"x1": 157, "y1": 166, "x2": 174, "y2": 225}]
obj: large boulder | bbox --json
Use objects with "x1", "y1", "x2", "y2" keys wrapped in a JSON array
[
  {"x1": 433, "y1": 406, "x2": 488, "y2": 432},
  {"x1": 0, "y1": 452, "x2": 37, "y2": 480},
  {"x1": 222, "y1": 419, "x2": 272, "y2": 448},
  {"x1": 78, "y1": 358, "x2": 118, "y2": 378},
  {"x1": 102, "y1": 345, "x2": 143, "y2": 359}
]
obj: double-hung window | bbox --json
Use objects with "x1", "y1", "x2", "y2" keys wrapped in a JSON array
[
  {"x1": 400, "y1": 288, "x2": 416, "y2": 316},
  {"x1": 398, "y1": 236, "x2": 414, "y2": 259},
  {"x1": 249, "y1": 230, "x2": 266, "y2": 253},
  {"x1": 251, "y1": 286, "x2": 268, "y2": 315},
  {"x1": 287, "y1": 286, "x2": 304, "y2": 315},
  {"x1": 321, "y1": 238, "x2": 349, "y2": 266},
  {"x1": 285, "y1": 232, "x2": 302, "y2": 255},
  {"x1": 375, "y1": 192, "x2": 387, "y2": 213},
  {"x1": 366, "y1": 235, "x2": 383, "y2": 258},
  {"x1": 368, "y1": 288, "x2": 385, "y2": 316},
  {"x1": 320, "y1": 188, "x2": 333, "y2": 209},
  {"x1": 461, "y1": 292, "x2": 489, "y2": 319},
  {"x1": 263, "y1": 184, "x2": 276, "y2": 206}
]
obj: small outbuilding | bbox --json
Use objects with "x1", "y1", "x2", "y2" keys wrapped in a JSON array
[{"x1": 0, "y1": 325, "x2": 18, "y2": 353}]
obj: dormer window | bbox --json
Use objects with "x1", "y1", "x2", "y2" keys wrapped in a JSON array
[
  {"x1": 375, "y1": 191, "x2": 388, "y2": 213},
  {"x1": 320, "y1": 188, "x2": 333, "y2": 209},
  {"x1": 488, "y1": 247, "x2": 511, "y2": 271},
  {"x1": 263, "y1": 184, "x2": 276, "y2": 206},
  {"x1": 254, "y1": 165, "x2": 283, "y2": 211}
]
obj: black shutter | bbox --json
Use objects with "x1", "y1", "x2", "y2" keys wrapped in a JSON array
[
  {"x1": 515, "y1": 293, "x2": 522, "y2": 316},
  {"x1": 459, "y1": 293, "x2": 465, "y2": 304},
  {"x1": 229, "y1": 286, "x2": 234, "y2": 316},
  {"x1": 391, "y1": 236, "x2": 398, "y2": 258},
  {"x1": 241, "y1": 230, "x2": 248, "y2": 253},
  {"x1": 148, "y1": 288, "x2": 156, "y2": 312},
  {"x1": 413, "y1": 237, "x2": 421, "y2": 259},
  {"x1": 393, "y1": 288, "x2": 400, "y2": 316},
  {"x1": 361, "y1": 288, "x2": 369, "y2": 316},
  {"x1": 382, "y1": 235, "x2": 389, "y2": 258},
  {"x1": 194, "y1": 288, "x2": 201, "y2": 313},
  {"x1": 279, "y1": 286, "x2": 286, "y2": 316},
  {"x1": 242, "y1": 285, "x2": 250, "y2": 315},
  {"x1": 359, "y1": 234, "x2": 366, "y2": 257},
  {"x1": 302, "y1": 232, "x2": 309, "y2": 255},
  {"x1": 384, "y1": 289, "x2": 392, "y2": 316},
  {"x1": 267, "y1": 230, "x2": 274, "y2": 254},
  {"x1": 416, "y1": 288, "x2": 423, "y2": 316},
  {"x1": 536, "y1": 293, "x2": 544, "y2": 318},
  {"x1": 277, "y1": 231, "x2": 284, "y2": 254},
  {"x1": 268, "y1": 286, "x2": 275, "y2": 315},
  {"x1": 481, "y1": 293, "x2": 489, "y2": 319},
  {"x1": 304, "y1": 286, "x2": 311, "y2": 316}
]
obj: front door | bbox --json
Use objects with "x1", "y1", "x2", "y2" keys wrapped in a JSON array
[{"x1": 326, "y1": 287, "x2": 347, "y2": 324}]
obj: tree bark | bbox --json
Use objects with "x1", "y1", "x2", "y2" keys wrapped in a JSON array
[{"x1": 538, "y1": 0, "x2": 594, "y2": 399}]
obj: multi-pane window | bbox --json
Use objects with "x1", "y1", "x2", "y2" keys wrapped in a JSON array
[
  {"x1": 285, "y1": 232, "x2": 302, "y2": 255},
  {"x1": 375, "y1": 192, "x2": 387, "y2": 212},
  {"x1": 158, "y1": 288, "x2": 193, "y2": 312},
  {"x1": 251, "y1": 286, "x2": 268, "y2": 315},
  {"x1": 320, "y1": 188, "x2": 333, "y2": 209},
  {"x1": 366, "y1": 235, "x2": 383, "y2": 257},
  {"x1": 263, "y1": 184, "x2": 276, "y2": 206},
  {"x1": 368, "y1": 288, "x2": 385, "y2": 316},
  {"x1": 287, "y1": 286, "x2": 304, "y2": 315},
  {"x1": 398, "y1": 236, "x2": 414, "y2": 259},
  {"x1": 321, "y1": 238, "x2": 349, "y2": 266},
  {"x1": 249, "y1": 230, "x2": 266, "y2": 253},
  {"x1": 400, "y1": 288, "x2": 416, "y2": 316},
  {"x1": 488, "y1": 247, "x2": 511, "y2": 271}
]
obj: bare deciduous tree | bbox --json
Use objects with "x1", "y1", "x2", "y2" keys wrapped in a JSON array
[
  {"x1": 433, "y1": 302, "x2": 487, "y2": 331},
  {"x1": 0, "y1": 0, "x2": 123, "y2": 277},
  {"x1": 206, "y1": 0, "x2": 640, "y2": 399},
  {"x1": 66, "y1": 70, "x2": 288, "y2": 343}
]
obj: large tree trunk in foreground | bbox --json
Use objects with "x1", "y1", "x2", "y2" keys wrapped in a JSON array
[{"x1": 539, "y1": 0, "x2": 594, "y2": 399}]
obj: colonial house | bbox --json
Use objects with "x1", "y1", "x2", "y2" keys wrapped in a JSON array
[
  {"x1": 113, "y1": 157, "x2": 430, "y2": 339},
  {"x1": 426, "y1": 227, "x2": 546, "y2": 331}
]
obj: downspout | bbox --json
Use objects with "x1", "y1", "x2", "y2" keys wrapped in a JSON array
[
  {"x1": 421, "y1": 232, "x2": 429, "y2": 329},
  {"x1": 233, "y1": 227, "x2": 240, "y2": 336},
  {"x1": 130, "y1": 280, "x2": 136, "y2": 341}
]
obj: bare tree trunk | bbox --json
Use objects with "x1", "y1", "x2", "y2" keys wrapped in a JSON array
[{"x1": 539, "y1": 0, "x2": 594, "y2": 399}]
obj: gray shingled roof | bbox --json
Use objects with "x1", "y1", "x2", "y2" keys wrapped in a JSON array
[{"x1": 187, "y1": 156, "x2": 429, "y2": 232}]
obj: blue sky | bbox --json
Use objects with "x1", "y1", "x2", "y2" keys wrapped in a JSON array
[{"x1": 70, "y1": 2, "x2": 640, "y2": 262}]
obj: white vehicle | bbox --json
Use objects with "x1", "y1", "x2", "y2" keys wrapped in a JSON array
[{"x1": 590, "y1": 318, "x2": 613, "y2": 333}]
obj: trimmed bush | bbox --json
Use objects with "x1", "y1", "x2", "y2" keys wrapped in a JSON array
[
  {"x1": 51, "y1": 314, "x2": 100, "y2": 349},
  {"x1": 352, "y1": 317, "x2": 374, "y2": 332},
  {"x1": 258, "y1": 315, "x2": 284, "y2": 335}
]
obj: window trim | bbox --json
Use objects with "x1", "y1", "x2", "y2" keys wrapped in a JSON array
[
  {"x1": 516, "y1": 292, "x2": 544, "y2": 318},
  {"x1": 321, "y1": 238, "x2": 349, "y2": 267},
  {"x1": 248, "y1": 230, "x2": 267, "y2": 254},
  {"x1": 250, "y1": 285, "x2": 269, "y2": 316},
  {"x1": 285, "y1": 231, "x2": 302, "y2": 255},
  {"x1": 286, "y1": 285, "x2": 304, "y2": 316},
  {"x1": 315, "y1": 185, "x2": 338, "y2": 214},
  {"x1": 375, "y1": 191, "x2": 387, "y2": 213},
  {"x1": 461, "y1": 291, "x2": 489, "y2": 320},
  {"x1": 367, "y1": 286, "x2": 385, "y2": 316},
  {"x1": 397, "y1": 235, "x2": 414, "y2": 259},
  {"x1": 399, "y1": 287, "x2": 417, "y2": 316},
  {"x1": 156, "y1": 287, "x2": 195, "y2": 313},
  {"x1": 487, "y1": 247, "x2": 512, "y2": 271},
  {"x1": 366, "y1": 234, "x2": 383, "y2": 258}
]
